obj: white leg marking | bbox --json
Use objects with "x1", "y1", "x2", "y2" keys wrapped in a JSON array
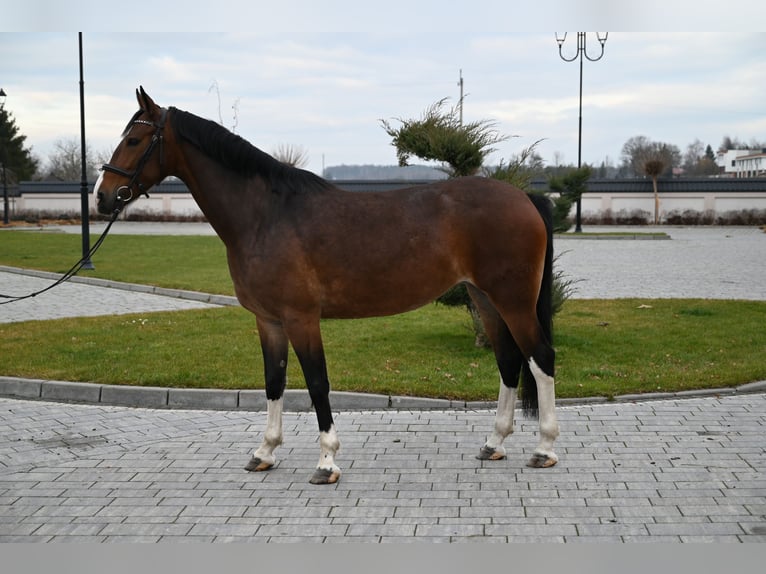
[
  {"x1": 528, "y1": 358, "x2": 559, "y2": 465},
  {"x1": 252, "y1": 398, "x2": 283, "y2": 468},
  {"x1": 316, "y1": 424, "x2": 341, "y2": 476},
  {"x1": 483, "y1": 377, "x2": 517, "y2": 458}
]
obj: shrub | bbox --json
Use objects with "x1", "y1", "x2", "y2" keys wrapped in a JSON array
[{"x1": 583, "y1": 209, "x2": 650, "y2": 225}]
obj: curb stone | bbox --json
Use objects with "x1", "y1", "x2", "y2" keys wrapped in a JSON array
[
  {"x1": 1, "y1": 375, "x2": 764, "y2": 412},
  {"x1": 554, "y1": 233, "x2": 671, "y2": 240}
]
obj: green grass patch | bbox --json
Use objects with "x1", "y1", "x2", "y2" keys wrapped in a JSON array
[
  {"x1": 1, "y1": 300, "x2": 764, "y2": 401},
  {"x1": 0, "y1": 231, "x2": 233, "y2": 294}
]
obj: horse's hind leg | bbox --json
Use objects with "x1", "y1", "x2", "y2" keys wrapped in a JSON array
[
  {"x1": 245, "y1": 318, "x2": 289, "y2": 472},
  {"x1": 470, "y1": 287, "x2": 559, "y2": 468},
  {"x1": 507, "y1": 313, "x2": 559, "y2": 468},
  {"x1": 468, "y1": 287, "x2": 524, "y2": 462},
  {"x1": 526, "y1": 346, "x2": 559, "y2": 468}
]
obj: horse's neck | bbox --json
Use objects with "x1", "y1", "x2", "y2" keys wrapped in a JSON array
[{"x1": 175, "y1": 145, "x2": 270, "y2": 246}]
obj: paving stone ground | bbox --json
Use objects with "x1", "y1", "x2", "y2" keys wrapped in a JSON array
[{"x1": 0, "y1": 394, "x2": 764, "y2": 542}]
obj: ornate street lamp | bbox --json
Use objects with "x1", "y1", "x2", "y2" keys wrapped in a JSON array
[{"x1": 555, "y1": 32, "x2": 608, "y2": 232}]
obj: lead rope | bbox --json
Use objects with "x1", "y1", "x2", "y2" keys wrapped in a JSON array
[{"x1": 0, "y1": 205, "x2": 123, "y2": 305}]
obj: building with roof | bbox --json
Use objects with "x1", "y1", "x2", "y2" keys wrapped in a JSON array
[
  {"x1": 733, "y1": 150, "x2": 766, "y2": 178},
  {"x1": 716, "y1": 149, "x2": 766, "y2": 178}
]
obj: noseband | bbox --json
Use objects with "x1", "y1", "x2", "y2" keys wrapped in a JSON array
[{"x1": 101, "y1": 107, "x2": 168, "y2": 209}]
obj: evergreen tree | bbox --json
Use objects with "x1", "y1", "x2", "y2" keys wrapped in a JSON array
[
  {"x1": 547, "y1": 166, "x2": 592, "y2": 233},
  {"x1": 380, "y1": 98, "x2": 507, "y2": 177},
  {"x1": 0, "y1": 104, "x2": 39, "y2": 182}
]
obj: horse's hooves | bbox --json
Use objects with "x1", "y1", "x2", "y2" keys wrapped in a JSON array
[
  {"x1": 309, "y1": 467, "x2": 341, "y2": 485},
  {"x1": 244, "y1": 456, "x2": 273, "y2": 472},
  {"x1": 526, "y1": 453, "x2": 557, "y2": 468},
  {"x1": 476, "y1": 446, "x2": 506, "y2": 461}
]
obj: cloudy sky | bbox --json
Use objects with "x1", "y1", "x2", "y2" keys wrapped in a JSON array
[{"x1": 2, "y1": 3, "x2": 765, "y2": 176}]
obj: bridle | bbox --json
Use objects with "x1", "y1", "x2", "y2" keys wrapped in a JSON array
[{"x1": 101, "y1": 107, "x2": 169, "y2": 210}]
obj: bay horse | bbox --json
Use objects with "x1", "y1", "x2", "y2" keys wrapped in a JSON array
[{"x1": 95, "y1": 87, "x2": 559, "y2": 484}]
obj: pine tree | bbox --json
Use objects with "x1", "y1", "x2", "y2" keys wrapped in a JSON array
[{"x1": 0, "y1": 104, "x2": 39, "y2": 182}]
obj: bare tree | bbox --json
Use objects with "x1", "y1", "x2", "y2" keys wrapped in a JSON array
[
  {"x1": 719, "y1": 135, "x2": 766, "y2": 153},
  {"x1": 209, "y1": 80, "x2": 241, "y2": 133},
  {"x1": 43, "y1": 137, "x2": 108, "y2": 181},
  {"x1": 682, "y1": 139, "x2": 705, "y2": 172},
  {"x1": 620, "y1": 135, "x2": 652, "y2": 177},
  {"x1": 272, "y1": 144, "x2": 309, "y2": 168},
  {"x1": 621, "y1": 137, "x2": 679, "y2": 176},
  {"x1": 681, "y1": 139, "x2": 718, "y2": 176}
]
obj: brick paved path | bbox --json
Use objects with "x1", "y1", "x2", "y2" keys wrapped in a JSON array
[{"x1": 1, "y1": 394, "x2": 764, "y2": 542}]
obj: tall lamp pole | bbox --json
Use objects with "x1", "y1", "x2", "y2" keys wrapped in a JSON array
[
  {"x1": 78, "y1": 33, "x2": 94, "y2": 269},
  {"x1": 556, "y1": 32, "x2": 608, "y2": 232}
]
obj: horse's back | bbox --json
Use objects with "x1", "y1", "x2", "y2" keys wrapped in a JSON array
[{"x1": 402, "y1": 176, "x2": 547, "y2": 247}]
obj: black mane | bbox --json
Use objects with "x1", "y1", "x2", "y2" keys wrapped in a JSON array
[{"x1": 169, "y1": 107, "x2": 332, "y2": 195}]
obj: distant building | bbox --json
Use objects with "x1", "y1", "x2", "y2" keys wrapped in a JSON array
[
  {"x1": 716, "y1": 149, "x2": 766, "y2": 178},
  {"x1": 734, "y1": 150, "x2": 766, "y2": 178}
]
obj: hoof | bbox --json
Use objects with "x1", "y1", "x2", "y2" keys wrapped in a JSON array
[
  {"x1": 476, "y1": 445, "x2": 506, "y2": 461},
  {"x1": 526, "y1": 452, "x2": 558, "y2": 468},
  {"x1": 244, "y1": 456, "x2": 273, "y2": 472},
  {"x1": 309, "y1": 467, "x2": 341, "y2": 485}
]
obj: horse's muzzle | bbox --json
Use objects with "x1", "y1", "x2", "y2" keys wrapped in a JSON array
[{"x1": 96, "y1": 191, "x2": 112, "y2": 215}]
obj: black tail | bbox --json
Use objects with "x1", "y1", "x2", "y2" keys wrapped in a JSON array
[{"x1": 519, "y1": 193, "x2": 554, "y2": 418}]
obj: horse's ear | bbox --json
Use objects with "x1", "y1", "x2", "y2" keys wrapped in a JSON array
[{"x1": 136, "y1": 86, "x2": 158, "y2": 114}]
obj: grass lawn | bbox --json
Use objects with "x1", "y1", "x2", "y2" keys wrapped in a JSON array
[
  {"x1": 2, "y1": 230, "x2": 764, "y2": 400},
  {"x1": 1, "y1": 299, "x2": 764, "y2": 401},
  {"x1": 1, "y1": 231, "x2": 232, "y2": 294}
]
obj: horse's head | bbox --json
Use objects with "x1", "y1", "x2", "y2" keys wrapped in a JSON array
[{"x1": 95, "y1": 87, "x2": 170, "y2": 215}]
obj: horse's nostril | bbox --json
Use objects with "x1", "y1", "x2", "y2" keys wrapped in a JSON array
[{"x1": 97, "y1": 192, "x2": 104, "y2": 201}]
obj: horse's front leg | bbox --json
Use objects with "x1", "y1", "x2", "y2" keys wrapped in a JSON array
[
  {"x1": 285, "y1": 315, "x2": 341, "y2": 485},
  {"x1": 245, "y1": 318, "x2": 288, "y2": 473}
]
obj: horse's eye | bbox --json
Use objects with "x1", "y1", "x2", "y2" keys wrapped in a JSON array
[{"x1": 126, "y1": 137, "x2": 140, "y2": 147}]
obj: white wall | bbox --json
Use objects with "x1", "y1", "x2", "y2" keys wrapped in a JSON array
[
  {"x1": 13, "y1": 189, "x2": 766, "y2": 221},
  {"x1": 578, "y1": 191, "x2": 766, "y2": 219}
]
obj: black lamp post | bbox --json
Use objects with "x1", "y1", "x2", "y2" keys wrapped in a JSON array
[
  {"x1": 78, "y1": 33, "x2": 94, "y2": 269},
  {"x1": 1, "y1": 88, "x2": 8, "y2": 225},
  {"x1": 555, "y1": 32, "x2": 608, "y2": 232}
]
